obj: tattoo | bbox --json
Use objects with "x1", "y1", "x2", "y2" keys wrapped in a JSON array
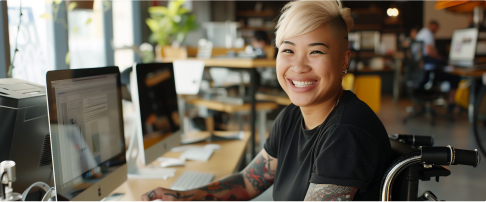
[
  {"x1": 201, "y1": 194, "x2": 217, "y2": 200},
  {"x1": 144, "y1": 190, "x2": 156, "y2": 200},
  {"x1": 164, "y1": 192, "x2": 194, "y2": 199},
  {"x1": 304, "y1": 184, "x2": 357, "y2": 201},
  {"x1": 242, "y1": 154, "x2": 276, "y2": 192},
  {"x1": 198, "y1": 174, "x2": 246, "y2": 193},
  {"x1": 228, "y1": 194, "x2": 237, "y2": 201}
]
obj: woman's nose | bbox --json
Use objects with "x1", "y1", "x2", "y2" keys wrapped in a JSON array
[{"x1": 291, "y1": 57, "x2": 311, "y2": 73}]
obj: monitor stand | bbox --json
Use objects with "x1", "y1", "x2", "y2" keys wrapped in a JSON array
[{"x1": 126, "y1": 126, "x2": 176, "y2": 179}]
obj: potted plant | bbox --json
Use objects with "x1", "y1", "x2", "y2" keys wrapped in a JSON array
[{"x1": 146, "y1": 0, "x2": 198, "y2": 59}]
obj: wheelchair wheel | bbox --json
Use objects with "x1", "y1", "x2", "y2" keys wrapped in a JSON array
[{"x1": 473, "y1": 85, "x2": 486, "y2": 157}]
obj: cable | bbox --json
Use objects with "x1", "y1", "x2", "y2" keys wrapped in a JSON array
[
  {"x1": 1, "y1": 171, "x2": 6, "y2": 200},
  {"x1": 21, "y1": 182, "x2": 51, "y2": 201}
]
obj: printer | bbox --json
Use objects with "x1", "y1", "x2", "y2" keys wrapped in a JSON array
[{"x1": 0, "y1": 78, "x2": 53, "y2": 194}]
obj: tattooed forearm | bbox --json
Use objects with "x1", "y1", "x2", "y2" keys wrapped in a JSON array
[
  {"x1": 164, "y1": 192, "x2": 194, "y2": 199},
  {"x1": 144, "y1": 190, "x2": 156, "y2": 200},
  {"x1": 304, "y1": 184, "x2": 357, "y2": 201},
  {"x1": 198, "y1": 174, "x2": 246, "y2": 193},
  {"x1": 242, "y1": 154, "x2": 276, "y2": 192}
]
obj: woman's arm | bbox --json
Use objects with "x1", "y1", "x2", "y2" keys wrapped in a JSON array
[
  {"x1": 304, "y1": 183, "x2": 357, "y2": 201},
  {"x1": 141, "y1": 149, "x2": 278, "y2": 201}
]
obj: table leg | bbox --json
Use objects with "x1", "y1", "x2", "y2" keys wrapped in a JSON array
[
  {"x1": 469, "y1": 77, "x2": 477, "y2": 123},
  {"x1": 249, "y1": 69, "x2": 257, "y2": 158},
  {"x1": 258, "y1": 110, "x2": 267, "y2": 151},
  {"x1": 393, "y1": 58, "x2": 402, "y2": 104}
]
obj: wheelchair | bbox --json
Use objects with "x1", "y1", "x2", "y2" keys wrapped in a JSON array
[{"x1": 382, "y1": 134, "x2": 481, "y2": 201}]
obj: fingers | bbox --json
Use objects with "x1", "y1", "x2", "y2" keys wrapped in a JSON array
[{"x1": 142, "y1": 188, "x2": 163, "y2": 201}]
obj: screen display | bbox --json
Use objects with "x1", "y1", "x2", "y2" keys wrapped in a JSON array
[
  {"x1": 135, "y1": 63, "x2": 180, "y2": 149},
  {"x1": 449, "y1": 28, "x2": 478, "y2": 62},
  {"x1": 47, "y1": 72, "x2": 126, "y2": 200}
]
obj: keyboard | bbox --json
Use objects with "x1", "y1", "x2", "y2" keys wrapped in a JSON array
[{"x1": 170, "y1": 171, "x2": 214, "y2": 191}]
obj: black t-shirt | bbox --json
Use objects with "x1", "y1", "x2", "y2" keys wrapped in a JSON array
[{"x1": 264, "y1": 90, "x2": 392, "y2": 201}]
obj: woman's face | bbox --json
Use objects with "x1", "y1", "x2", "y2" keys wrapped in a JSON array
[{"x1": 276, "y1": 24, "x2": 350, "y2": 107}]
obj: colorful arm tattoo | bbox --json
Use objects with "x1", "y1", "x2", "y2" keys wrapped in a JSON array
[
  {"x1": 242, "y1": 154, "x2": 276, "y2": 193},
  {"x1": 304, "y1": 184, "x2": 357, "y2": 201}
]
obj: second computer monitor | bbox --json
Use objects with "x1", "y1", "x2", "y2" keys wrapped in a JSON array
[
  {"x1": 130, "y1": 63, "x2": 182, "y2": 165},
  {"x1": 46, "y1": 67, "x2": 127, "y2": 201}
]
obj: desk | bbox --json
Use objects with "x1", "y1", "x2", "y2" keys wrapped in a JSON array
[
  {"x1": 448, "y1": 67, "x2": 486, "y2": 123},
  {"x1": 184, "y1": 97, "x2": 277, "y2": 150},
  {"x1": 163, "y1": 57, "x2": 276, "y2": 157},
  {"x1": 111, "y1": 131, "x2": 250, "y2": 201}
]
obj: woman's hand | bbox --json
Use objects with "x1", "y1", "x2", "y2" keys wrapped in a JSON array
[{"x1": 141, "y1": 187, "x2": 195, "y2": 201}]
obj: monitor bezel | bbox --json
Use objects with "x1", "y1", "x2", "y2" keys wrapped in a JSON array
[
  {"x1": 129, "y1": 62, "x2": 182, "y2": 166},
  {"x1": 45, "y1": 67, "x2": 127, "y2": 201}
]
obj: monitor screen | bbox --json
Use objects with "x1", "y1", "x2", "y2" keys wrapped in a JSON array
[
  {"x1": 133, "y1": 63, "x2": 180, "y2": 150},
  {"x1": 46, "y1": 67, "x2": 126, "y2": 200},
  {"x1": 449, "y1": 28, "x2": 478, "y2": 65}
]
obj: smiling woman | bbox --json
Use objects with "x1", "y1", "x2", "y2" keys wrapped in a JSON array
[{"x1": 141, "y1": 1, "x2": 392, "y2": 201}]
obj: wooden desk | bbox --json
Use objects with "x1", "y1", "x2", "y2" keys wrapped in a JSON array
[
  {"x1": 165, "y1": 57, "x2": 276, "y2": 158},
  {"x1": 448, "y1": 67, "x2": 486, "y2": 122},
  {"x1": 111, "y1": 131, "x2": 250, "y2": 201},
  {"x1": 162, "y1": 57, "x2": 276, "y2": 69},
  {"x1": 184, "y1": 97, "x2": 277, "y2": 150},
  {"x1": 256, "y1": 93, "x2": 292, "y2": 106}
]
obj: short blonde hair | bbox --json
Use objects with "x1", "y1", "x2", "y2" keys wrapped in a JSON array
[{"x1": 275, "y1": 0, "x2": 354, "y2": 48}]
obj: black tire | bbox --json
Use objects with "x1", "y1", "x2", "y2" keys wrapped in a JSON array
[{"x1": 473, "y1": 86, "x2": 486, "y2": 157}]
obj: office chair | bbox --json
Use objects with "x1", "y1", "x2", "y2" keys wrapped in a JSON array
[
  {"x1": 401, "y1": 41, "x2": 453, "y2": 126},
  {"x1": 382, "y1": 134, "x2": 481, "y2": 201}
]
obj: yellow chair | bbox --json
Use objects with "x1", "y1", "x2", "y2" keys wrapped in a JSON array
[
  {"x1": 454, "y1": 79, "x2": 469, "y2": 109},
  {"x1": 353, "y1": 75, "x2": 381, "y2": 113},
  {"x1": 342, "y1": 73, "x2": 355, "y2": 91}
]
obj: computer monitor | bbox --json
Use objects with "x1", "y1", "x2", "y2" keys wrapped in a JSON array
[
  {"x1": 449, "y1": 28, "x2": 478, "y2": 67},
  {"x1": 173, "y1": 60, "x2": 205, "y2": 95},
  {"x1": 128, "y1": 63, "x2": 181, "y2": 171},
  {"x1": 46, "y1": 67, "x2": 127, "y2": 201}
]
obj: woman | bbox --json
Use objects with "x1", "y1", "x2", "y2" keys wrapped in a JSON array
[{"x1": 142, "y1": 0, "x2": 392, "y2": 200}]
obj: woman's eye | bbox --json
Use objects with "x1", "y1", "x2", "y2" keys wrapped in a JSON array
[
  {"x1": 310, "y1": 50, "x2": 324, "y2": 54},
  {"x1": 282, "y1": 49, "x2": 293, "y2": 53}
]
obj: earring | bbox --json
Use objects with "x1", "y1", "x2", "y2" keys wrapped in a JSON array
[{"x1": 343, "y1": 70, "x2": 347, "y2": 74}]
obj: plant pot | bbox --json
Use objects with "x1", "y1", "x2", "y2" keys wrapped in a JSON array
[{"x1": 161, "y1": 46, "x2": 188, "y2": 59}]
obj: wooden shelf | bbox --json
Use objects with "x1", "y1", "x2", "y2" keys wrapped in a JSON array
[
  {"x1": 239, "y1": 26, "x2": 274, "y2": 31},
  {"x1": 237, "y1": 10, "x2": 275, "y2": 17},
  {"x1": 436, "y1": 1, "x2": 485, "y2": 13}
]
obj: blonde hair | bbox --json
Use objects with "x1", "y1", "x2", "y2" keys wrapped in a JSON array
[{"x1": 275, "y1": 0, "x2": 354, "y2": 48}]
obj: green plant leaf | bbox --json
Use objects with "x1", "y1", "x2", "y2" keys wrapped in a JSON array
[
  {"x1": 54, "y1": 0, "x2": 62, "y2": 5},
  {"x1": 39, "y1": 13, "x2": 52, "y2": 19},
  {"x1": 168, "y1": 0, "x2": 185, "y2": 16},
  {"x1": 65, "y1": 51, "x2": 70, "y2": 65},
  {"x1": 146, "y1": 18, "x2": 160, "y2": 32},
  {"x1": 86, "y1": 18, "x2": 92, "y2": 25},
  {"x1": 177, "y1": 7, "x2": 190, "y2": 15},
  {"x1": 148, "y1": 6, "x2": 168, "y2": 16},
  {"x1": 68, "y1": 2, "x2": 77, "y2": 11}
]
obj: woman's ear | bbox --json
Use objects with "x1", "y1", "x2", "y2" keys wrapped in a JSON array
[{"x1": 342, "y1": 50, "x2": 351, "y2": 72}]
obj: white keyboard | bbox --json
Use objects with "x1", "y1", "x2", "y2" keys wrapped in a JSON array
[{"x1": 170, "y1": 171, "x2": 214, "y2": 191}]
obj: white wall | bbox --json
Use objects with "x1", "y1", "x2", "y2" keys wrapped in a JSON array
[{"x1": 423, "y1": 1, "x2": 469, "y2": 39}]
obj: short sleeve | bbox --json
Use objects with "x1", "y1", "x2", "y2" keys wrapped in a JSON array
[
  {"x1": 263, "y1": 105, "x2": 289, "y2": 158},
  {"x1": 309, "y1": 126, "x2": 383, "y2": 191}
]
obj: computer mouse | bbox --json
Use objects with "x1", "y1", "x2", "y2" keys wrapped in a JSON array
[
  {"x1": 160, "y1": 158, "x2": 185, "y2": 167},
  {"x1": 204, "y1": 144, "x2": 221, "y2": 150}
]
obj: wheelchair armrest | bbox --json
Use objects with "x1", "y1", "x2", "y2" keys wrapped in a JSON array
[{"x1": 419, "y1": 165, "x2": 451, "y2": 182}]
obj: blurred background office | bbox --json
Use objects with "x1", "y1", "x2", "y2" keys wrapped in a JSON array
[{"x1": 1, "y1": 0, "x2": 486, "y2": 200}]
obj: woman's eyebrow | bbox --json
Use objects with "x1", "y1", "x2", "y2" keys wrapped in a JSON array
[
  {"x1": 282, "y1": 41, "x2": 295, "y2": 46},
  {"x1": 309, "y1": 42, "x2": 329, "y2": 49}
]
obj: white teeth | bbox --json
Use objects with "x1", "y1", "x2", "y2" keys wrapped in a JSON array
[{"x1": 292, "y1": 80, "x2": 316, "y2": 88}]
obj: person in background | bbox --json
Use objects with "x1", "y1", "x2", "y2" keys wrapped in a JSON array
[
  {"x1": 141, "y1": 0, "x2": 392, "y2": 201},
  {"x1": 415, "y1": 20, "x2": 460, "y2": 113},
  {"x1": 252, "y1": 30, "x2": 271, "y2": 58}
]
